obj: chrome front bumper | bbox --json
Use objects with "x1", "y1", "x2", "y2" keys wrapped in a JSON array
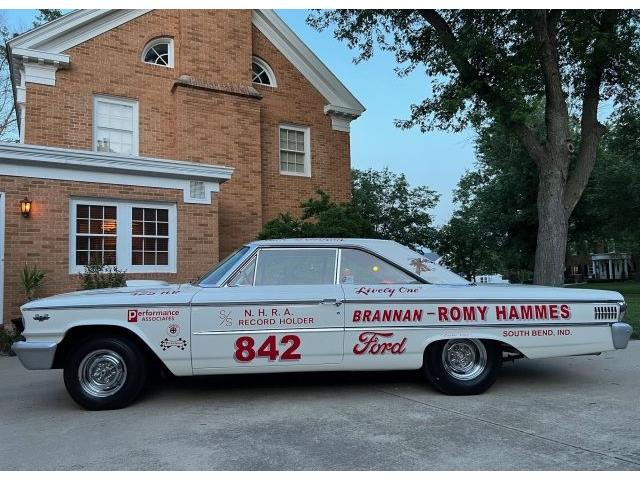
[
  {"x1": 611, "y1": 322, "x2": 633, "y2": 349},
  {"x1": 12, "y1": 341, "x2": 57, "y2": 370}
]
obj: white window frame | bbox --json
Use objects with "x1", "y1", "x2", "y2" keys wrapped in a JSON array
[
  {"x1": 142, "y1": 37, "x2": 175, "y2": 68},
  {"x1": 93, "y1": 95, "x2": 139, "y2": 156},
  {"x1": 69, "y1": 198, "x2": 177, "y2": 274},
  {"x1": 251, "y1": 56, "x2": 277, "y2": 87},
  {"x1": 279, "y1": 124, "x2": 311, "y2": 178}
]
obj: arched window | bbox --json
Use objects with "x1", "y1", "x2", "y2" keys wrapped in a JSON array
[
  {"x1": 142, "y1": 38, "x2": 174, "y2": 68},
  {"x1": 251, "y1": 57, "x2": 276, "y2": 87}
]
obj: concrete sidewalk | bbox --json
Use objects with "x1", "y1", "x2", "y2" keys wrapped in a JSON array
[{"x1": 1, "y1": 342, "x2": 639, "y2": 470}]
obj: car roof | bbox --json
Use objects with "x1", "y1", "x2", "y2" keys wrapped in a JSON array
[{"x1": 247, "y1": 238, "x2": 398, "y2": 250}]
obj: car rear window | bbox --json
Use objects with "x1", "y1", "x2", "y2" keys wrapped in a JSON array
[{"x1": 339, "y1": 248, "x2": 420, "y2": 285}]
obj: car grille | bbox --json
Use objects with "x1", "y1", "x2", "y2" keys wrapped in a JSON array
[{"x1": 594, "y1": 304, "x2": 618, "y2": 321}]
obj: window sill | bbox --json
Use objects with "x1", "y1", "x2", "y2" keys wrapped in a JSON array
[
  {"x1": 279, "y1": 170, "x2": 311, "y2": 178},
  {"x1": 69, "y1": 265, "x2": 177, "y2": 275}
]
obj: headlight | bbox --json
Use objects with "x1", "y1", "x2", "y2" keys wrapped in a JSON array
[{"x1": 618, "y1": 301, "x2": 627, "y2": 320}]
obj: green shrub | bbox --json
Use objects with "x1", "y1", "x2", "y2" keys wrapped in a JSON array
[
  {"x1": 79, "y1": 264, "x2": 127, "y2": 290},
  {"x1": 20, "y1": 265, "x2": 46, "y2": 301}
]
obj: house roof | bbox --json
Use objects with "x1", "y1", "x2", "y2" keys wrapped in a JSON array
[{"x1": 7, "y1": 9, "x2": 364, "y2": 118}]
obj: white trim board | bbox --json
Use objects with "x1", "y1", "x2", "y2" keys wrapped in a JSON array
[
  {"x1": 252, "y1": 10, "x2": 364, "y2": 116},
  {"x1": 0, "y1": 142, "x2": 233, "y2": 205},
  {"x1": 8, "y1": 10, "x2": 152, "y2": 54}
]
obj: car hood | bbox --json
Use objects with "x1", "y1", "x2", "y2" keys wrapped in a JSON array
[{"x1": 22, "y1": 283, "x2": 199, "y2": 311}]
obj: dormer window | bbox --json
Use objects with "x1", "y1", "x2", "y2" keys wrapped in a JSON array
[
  {"x1": 142, "y1": 38, "x2": 174, "y2": 68},
  {"x1": 251, "y1": 57, "x2": 276, "y2": 87}
]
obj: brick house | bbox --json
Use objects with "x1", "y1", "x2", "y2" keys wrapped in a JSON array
[{"x1": 0, "y1": 9, "x2": 364, "y2": 325}]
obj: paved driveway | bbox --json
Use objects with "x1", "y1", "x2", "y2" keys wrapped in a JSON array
[{"x1": 1, "y1": 342, "x2": 639, "y2": 470}]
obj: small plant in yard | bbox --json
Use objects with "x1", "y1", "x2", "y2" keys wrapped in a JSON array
[
  {"x1": 79, "y1": 264, "x2": 127, "y2": 290},
  {"x1": 0, "y1": 326, "x2": 23, "y2": 355},
  {"x1": 20, "y1": 264, "x2": 46, "y2": 301}
]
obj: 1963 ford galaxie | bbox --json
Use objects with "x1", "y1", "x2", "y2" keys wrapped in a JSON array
[{"x1": 13, "y1": 238, "x2": 633, "y2": 410}]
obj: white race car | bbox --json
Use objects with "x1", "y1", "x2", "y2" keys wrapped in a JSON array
[{"x1": 14, "y1": 238, "x2": 633, "y2": 410}]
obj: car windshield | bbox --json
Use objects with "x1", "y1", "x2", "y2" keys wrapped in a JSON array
[{"x1": 198, "y1": 247, "x2": 250, "y2": 286}]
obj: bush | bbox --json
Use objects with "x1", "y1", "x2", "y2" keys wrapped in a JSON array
[{"x1": 79, "y1": 264, "x2": 127, "y2": 290}]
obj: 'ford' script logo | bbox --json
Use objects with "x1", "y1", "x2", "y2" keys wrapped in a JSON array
[{"x1": 353, "y1": 331, "x2": 407, "y2": 355}]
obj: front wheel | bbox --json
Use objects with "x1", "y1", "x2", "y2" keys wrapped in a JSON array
[
  {"x1": 422, "y1": 339, "x2": 501, "y2": 395},
  {"x1": 63, "y1": 335, "x2": 147, "y2": 410}
]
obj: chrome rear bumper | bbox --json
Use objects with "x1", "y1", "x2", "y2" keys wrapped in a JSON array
[
  {"x1": 611, "y1": 322, "x2": 633, "y2": 349},
  {"x1": 12, "y1": 341, "x2": 57, "y2": 370}
]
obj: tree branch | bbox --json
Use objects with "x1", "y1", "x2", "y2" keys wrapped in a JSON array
[
  {"x1": 417, "y1": 9, "x2": 547, "y2": 166},
  {"x1": 564, "y1": 10, "x2": 620, "y2": 214},
  {"x1": 531, "y1": 10, "x2": 570, "y2": 161}
]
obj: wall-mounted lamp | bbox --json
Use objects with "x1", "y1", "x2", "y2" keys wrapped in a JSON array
[{"x1": 20, "y1": 197, "x2": 32, "y2": 218}]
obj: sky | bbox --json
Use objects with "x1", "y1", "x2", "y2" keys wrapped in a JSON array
[{"x1": 1, "y1": 8, "x2": 478, "y2": 225}]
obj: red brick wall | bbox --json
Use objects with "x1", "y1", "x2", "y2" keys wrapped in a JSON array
[
  {"x1": 252, "y1": 26, "x2": 352, "y2": 223},
  {"x1": 0, "y1": 176, "x2": 219, "y2": 323},
  {"x1": 174, "y1": 85, "x2": 262, "y2": 257}
]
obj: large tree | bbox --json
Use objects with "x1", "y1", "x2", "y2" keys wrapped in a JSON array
[
  {"x1": 309, "y1": 10, "x2": 640, "y2": 285},
  {"x1": 444, "y1": 105, "x2": 640, "y2": 281}
]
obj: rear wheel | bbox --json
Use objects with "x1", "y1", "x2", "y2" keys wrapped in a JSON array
[
  {"x1": 423, "y1": 339, "x2": 501, "y2": 395},
  {"x1": 63, "y1": 335, "x2": 147, "y2": 410}
]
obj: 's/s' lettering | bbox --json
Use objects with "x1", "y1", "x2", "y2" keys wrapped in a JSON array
[{"x1": 233, "y1": 335, "x2": 301, "y2": 362}]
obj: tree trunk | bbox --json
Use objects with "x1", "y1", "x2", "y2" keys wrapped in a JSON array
[{"x1": 533, "y1": 167, "x2": 569, "y2": 286}]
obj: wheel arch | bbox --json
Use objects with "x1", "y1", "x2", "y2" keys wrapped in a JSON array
[
  {"x1": 52, "y1": 324, "x2": 162, "y2": 369},
  {"x1": 419, "y1": 334, "x2": 525, "y2": 367}
]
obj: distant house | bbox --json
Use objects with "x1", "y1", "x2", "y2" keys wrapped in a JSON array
[
  {"x1": 567, "y1": 251, "x2": 635, "y2": 282},
  {"x1": 473, "y1": 274, "x2": 509, "y2": 284}
]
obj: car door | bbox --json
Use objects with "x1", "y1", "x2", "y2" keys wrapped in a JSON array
[
  {"x1": 339, "y1": 247, "x2": 426, "y2": 368},
  {"x1": 190, "y1": 247, "x2": 345, "y2": 372}
]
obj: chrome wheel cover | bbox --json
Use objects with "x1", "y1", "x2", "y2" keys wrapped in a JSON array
[
  {"x1": 442, "y1": 339, "x2": 487, "y2": 381},
  {"x1": 78, "y1": 349, "x2": 127, "y2": 398}
]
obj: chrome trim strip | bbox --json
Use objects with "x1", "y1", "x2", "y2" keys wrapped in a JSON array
[
  {"x1": 344, "y1": 322, "x2": 611, "y2": 330},
  {"x1": 193, "y1": 322, "x2": 611, "y2": 336},
  {"x1": 342, "y1": 298, "x2": 623, "y2": 305},
  {"x1": 24, "y1": 297, "x2": 621, "y2": 311},
  {"x1": 192, "y1": 300, "x2": 331, "y2": 307},
  {"x1": 193, "y1": 327, "x2": 344, "y2": 335},
  {"x1": 22, "y1": 302, "x2": 187, "y2": 311}
]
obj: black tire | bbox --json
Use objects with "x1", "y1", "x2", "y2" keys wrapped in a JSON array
[
  {"x1": 422, "y1": 339, "x2": 501, "y2": 395},
  {"x1": 63, "y1": 335, "x2": 147, "y2": 410}
]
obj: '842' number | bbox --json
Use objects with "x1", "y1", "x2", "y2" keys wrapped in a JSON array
[{"x1": 233, "y1": 335, "x2": 302, "y2": 362}]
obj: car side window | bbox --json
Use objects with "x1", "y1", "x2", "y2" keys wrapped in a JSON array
[
  {"x1": 228, "y1": 254, "x2": 257, "y2": 286},
  {"x1": 254, "y1": 248, "x2": 337, "y2": 286},
  {"x1": 339, "y1": 248, "x2": 419, "y2": 285}
]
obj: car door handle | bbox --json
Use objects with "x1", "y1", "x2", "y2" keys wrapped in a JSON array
[{"x1": 320, "y1": 299, "x2": 342, "y2": 306}]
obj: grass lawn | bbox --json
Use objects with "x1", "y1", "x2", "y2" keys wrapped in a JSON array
[{"x1": 573, "y1": 281, "x2": 640, "y2": 339}]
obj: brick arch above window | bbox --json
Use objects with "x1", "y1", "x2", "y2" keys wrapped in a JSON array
[{"x1": 142, "y1": 37, "x2": 174, "y2": 68}]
